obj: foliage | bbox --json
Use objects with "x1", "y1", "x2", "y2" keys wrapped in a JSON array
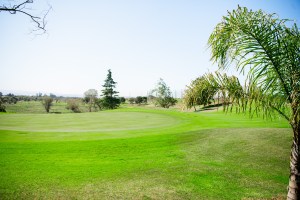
[
  {"x1": 84, "y1": 89, "x2": 98, "y2": 112},
  {"x1": 142, "y1": 97, "x2": 148, "y2": 104},
  {"x1": 119, "y1": 97, "x2": 126, "y2": 104},
  {"x1": 137, "y1": 96, "x2": 147, "y2": 104},
  {"x1": 155, "y1": 96, "x2": 177, "y2": 108},
  {"x1": 66, "y1": 99, "x2": 80, "y2": 113},
  {"x1": 183, "y1": 74, "x2": 219, "y2": 110},
  {"x1": 183, "y1": 72, "x2": 249, "y2": 112},
  {"x1": 152, "y1": 78, "x2": 177, "y2": 108},
  {"x1": 100, "y1": 69, "x2": 120, "y2": 109},
  {"x1": 98, "y1": 97, "x2": 120, "y2": 110},
  {"x1": 1, "y1": 93, "x2": 18, "y2": 104},
  {"x1": 208, "y1": 6, "x2": 300, "y2": 198},
  {"x1": 208, "y1": 6, "x2": 300, "y2": 121},
  {"x1": 49, "y1": 93, "x2": 56, "y2": 98},
  {"x1": 147, "y1": 95, "x2": 156, "y2": 104},
  {"x1": 135, "y1": 96, "x2": 144, "y2": 104},
  {"x1": 128, "y1": 97, "x2": 135, "y2": 104},
  {"x1": 42, "y1": 96, "x2": 53, "y2": 113},
  {"x1": 0, "y1": 97, "x2": 6, "y2": 112},
  {"x1": 127, "y1": 97, "x2": 147, "y2": 105}
]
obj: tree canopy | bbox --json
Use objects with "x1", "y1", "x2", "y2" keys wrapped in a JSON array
[
  {"x1": 84, "y1": 89, "x2": 98, "y2": 112},
  {"x1": 151, "y1": 78, "x2": 177, "y2": 108}
]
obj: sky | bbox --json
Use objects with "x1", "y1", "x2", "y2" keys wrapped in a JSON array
[{"x1": 1, "y1": 0, "x2": 300, "y2": 97}]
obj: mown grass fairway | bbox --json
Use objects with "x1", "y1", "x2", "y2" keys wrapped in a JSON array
[{"x1": 0, "y1": 107, "x2": 291, "y2": 199}]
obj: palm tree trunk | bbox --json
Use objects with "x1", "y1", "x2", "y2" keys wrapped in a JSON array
[{"x1": 287, "y1": 125, "x2": 300, "y2": 200}]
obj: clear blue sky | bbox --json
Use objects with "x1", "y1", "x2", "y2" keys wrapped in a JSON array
[{"x1": 1, "y1": 0, "x2": 299, "y2": 97}]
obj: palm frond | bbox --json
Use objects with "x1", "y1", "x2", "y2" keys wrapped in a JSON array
[{"x1": 208, "y1": 6, "x2": 300, "y2": 122}]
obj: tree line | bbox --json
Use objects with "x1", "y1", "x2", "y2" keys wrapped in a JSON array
[
  {"x1": 0, "y1": 70, "x2": 178, "y2": 113},
  {"x1": 81, "y1": 71, "x2": 177, "y2": 111}
]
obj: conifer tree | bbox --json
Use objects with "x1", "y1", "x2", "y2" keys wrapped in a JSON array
[{"x1": 100, "y1": 69, "x2": 120, "y2": 109}]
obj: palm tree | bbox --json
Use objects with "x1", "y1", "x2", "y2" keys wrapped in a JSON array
[
  {"x1": 208, "y1": 6, "x2": 300, "y2": 199},
  {"x1": 183, "y1": 74, "x2": 219, "y2": 111},
  {"x1": 183, "y1": 72, "x2": 243, "y2": 112}
]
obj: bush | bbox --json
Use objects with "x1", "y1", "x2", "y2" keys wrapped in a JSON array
[
  {"x1": 142, "y1": 97, "x2": 148, "y2": 104},
  {"x1": 99, "y1": 97, "x2": 120, "y2": 109},
  {"x1": 0, "y1": 99, "x2": 6, "y2": 112},
  {"x1": 119, "y1": 97, "x2": 126, "y2": 104},
  {"x1": 155, "y1": 96, "x2": 177, "y2": 108},
  {"x1": 42, "y1": 96, "x2": 53, "y2": 113},
  {"x1": 135, "y1": 96, "x2": 143, "y2": 104},
  {"x1": 66, "y1": 99, "x2": 80, "y2": 113},
  {"x1": 128, "y1": 98, "x2": 135, "y2": 104},
  {"x1": 151, "y1": 79, "x2": 177, "y2": 108}
]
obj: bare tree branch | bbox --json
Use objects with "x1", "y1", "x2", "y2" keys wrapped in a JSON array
[{"x1": 0, "y1": 0, "x2": 52, "y2": 34}]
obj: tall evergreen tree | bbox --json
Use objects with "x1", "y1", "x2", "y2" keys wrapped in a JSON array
[{"x1": 100, "y1": 69, "x2": 120, "y2": 109}]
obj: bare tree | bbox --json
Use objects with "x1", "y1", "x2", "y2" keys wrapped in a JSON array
[
  {"x1": 84, "y1": 89, "x2": 98, "y2": 112},
  {"x1": 0, "y1": 0, "x2": 52, "y2": 33}
]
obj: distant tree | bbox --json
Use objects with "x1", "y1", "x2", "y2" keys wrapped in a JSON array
[
  {"x1": 49, "y1": 93, "x2": 56, "y2": 98},
  {"x1": 0, "y1": 94, "x2": 6, "y2": 112},
  {"x1": 119, "y1": 97, "x2": 126, "y2": 104},
  {"x1": 128, "y1": 97, "x2": 135, "y2": 104},
  {"x1": 134, "y1": 96, "x2": 148, "y2": 105},
  {"x1": 3, "y1": 93, "x2": 18, "y2": 104},
  {"x1": 152, "y1": 78, "x2": 177, "y2": 108},
  {"x1": 135, "y1": 96, "x2": 143, "y2": 104},
  {"x1": 96, "y1": 98, "x2": 104, "y2": 110},
  {"x1": 0, "y1": 0, "x2": 52, "y2": 33},
  {"x1": 0, "y1": 103, "x2": 5, "y2": 112},
  {"x1": 147, "y1": 95, "x2": 156, "y2": 104},
  {"x1": 182, "y1": 87, "x2": 198, "y2": 111},
  {"x1": 42, "y1": 96, "x2": 53, "y2": 113},
  {"x1": 100, "y1": 69, "x2": 120, "y2": 109},
  {"x1": 84, "y1": 89, "x2": 98, "y2": 112},
  {"x1": 142, "y1": 97, "x2": 148, "y2": 104},
  {"x1": 157, "y1": 96, "x2": 177, "y2": 109},
  {"x1": 36, "y1": 93, "x2": 43, "y2": 97},
  {"x1": 66, "y1": 99, "x2": 80, "y2": 113}
]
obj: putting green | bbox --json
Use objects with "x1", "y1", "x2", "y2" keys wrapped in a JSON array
[{"x1": 0, "y1": 111, "x2": 179, "y2": 132}]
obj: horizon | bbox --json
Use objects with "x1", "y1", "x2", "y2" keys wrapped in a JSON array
[{"x1": 0, "y1": 88, "x2": 184, "y2": 98}]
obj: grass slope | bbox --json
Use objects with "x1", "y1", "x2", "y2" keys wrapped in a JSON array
[{"x1": 0, "y1": 107, "x2": 291, "y2": 199}]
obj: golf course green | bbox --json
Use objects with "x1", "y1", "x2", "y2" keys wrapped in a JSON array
[{"x1": 0, "y1": 107, "x2": 291, "y2": 199}]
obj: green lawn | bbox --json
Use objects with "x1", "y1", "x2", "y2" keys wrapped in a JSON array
[
  {"x1": 0, "y1": 107, "x2": 291, "y2": 199},
  {"x1": 4, "y1": 100, "x2": 91, "y2": 114}
]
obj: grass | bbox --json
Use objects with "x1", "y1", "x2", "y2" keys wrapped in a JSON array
[
  {"x1": 0, "y1": 105, "x2": 292, "y2": 199},
  {"x1": 4, "y1": 100, "x2": 90, "y2": 114}
]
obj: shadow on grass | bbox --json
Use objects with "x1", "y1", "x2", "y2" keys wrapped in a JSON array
[{"x1": 195, "y1": 103, "x2": 224, "y2": 112}]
